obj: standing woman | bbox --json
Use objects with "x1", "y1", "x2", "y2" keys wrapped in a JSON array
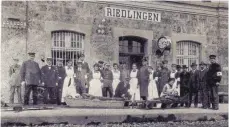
[
  {"x1": 147, "y1": 66, "x2": 159, "y2": 100},
  {"x1": 89, "y1": 63, "x2": 103, "y2": 96},
  {"x1": 129, "y1": 63, "x2": 140, "y2": 101},
  {"x1": 61, "y1": 60, "x2": 79, "y2": 103},
  {"x1": 112, "y1": 63, "x2": 121, "y2": 93}
]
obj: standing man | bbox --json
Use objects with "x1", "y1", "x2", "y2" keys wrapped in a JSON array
[
  {"x1": 158, "y1": 60, "x2": 170, "y2": 96},
  {"x1": 20, "y1": 52, "x2": 41, "y2": 105},
  {"x1": 56, "y1": 58, "x2": 66, "y2": 105},
  {"x1": 188, "y1": 63, "x2": 199, "y2": 108},
  {"x1": 206, "y1": 55, "x2": 222, "y2": 110},
  {"x1": 138, "y1": 57, "x2": 150, "y2": 101},
  {"x1": 101, "y1": 63, "x2": 113, "y2": 97},
  {"x1": 198, "y1": 62, "x2": 210, "y2": 109},
  {"x1": 74, "y1": 62, "x2": 87, "y2": 95},
  {"x1": 9, "y1": 58, "x2": 22, "y2": 104},
  {"x1": 180, "y1": 65, "x2": 190, "y2": 107},
  {"x1": 41, "y1": 57, "x2": 58, "y2": 104},
  {"x1": 78, "y1": 54, "x2": 90, "y2": 93}
]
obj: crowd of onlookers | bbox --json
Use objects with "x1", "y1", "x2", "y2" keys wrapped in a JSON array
[{"x1": 9, "y1": 52, "x2": 222, "y2": 110}]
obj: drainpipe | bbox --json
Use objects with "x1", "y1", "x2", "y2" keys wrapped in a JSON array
[{"x1": 25, "y1": 1, "x2": 28, "y2": 55}]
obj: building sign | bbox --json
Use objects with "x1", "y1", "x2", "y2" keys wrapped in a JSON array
[{"x1": 105, "y1": 7, "x2": 161, "y2": 22}]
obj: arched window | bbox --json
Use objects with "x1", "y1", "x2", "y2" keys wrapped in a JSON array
[
  {"x1": 176, "y1": 41, "x2": 201, "y2": 69},
  {"x1": 51, "y1": 30, "x2": 85, "y2": 66}
]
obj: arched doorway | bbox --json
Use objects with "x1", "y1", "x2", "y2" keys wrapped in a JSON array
[{"x1": 119, "y1": 36, "x2": 147, "y2": 69}]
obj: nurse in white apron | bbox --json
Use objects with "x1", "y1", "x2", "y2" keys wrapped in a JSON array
[
  {"x1": 129, "y1": 63, "x2": 140, "y2": 101},
  {"x1": 89, "y1": 63, "x2": 103, "y2": 96},
  {"x1": 61, "y1": 60, "x2": 79, "y2": 103},
  {"x1": 112, "y1": 63, "x2": 120, "y2": 93}
]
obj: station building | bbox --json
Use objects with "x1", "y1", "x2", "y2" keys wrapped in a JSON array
[{"x1": 1, "y1": 1, "x2": 228, "y2": 102}]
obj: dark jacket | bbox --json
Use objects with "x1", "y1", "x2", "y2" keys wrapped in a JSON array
[
  {"x1": 188, "y1": 69, "x2": 199, "y2": 91},
  {"x1": 20, "y1": 60, "x2": 41, "y2": 85},
  {"x1": 198, "y1": 69, "x2": 208, "y2": 90},
  {"x1": 41, "y1": 65, "x2": 58, "y2": 87},
  {"x1": 138, "y1": 66, "x2": 150, "y2": 97},
  {"x1": 101, "y1": 69, "x2": 113, "y2": 87},
  {"x1": 56, "y1": 66, "x2": 66, "y2": 89},
  {"x1": 180, "y1": 71, "x2": 190, "y2": 88},
  {"x1": 114, "y1": 81, "x2": 131, "y2": 99},
  {"x1": 74, "y1": 69, "x2": 87, "y2": 87},
  {"x1": 206, "y1": 63, "x2": 222, "y2": 86}
]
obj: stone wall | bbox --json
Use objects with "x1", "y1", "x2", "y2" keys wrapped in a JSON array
[{"x1": 1, "y1": 1, "x2": 228, "y2": 102}]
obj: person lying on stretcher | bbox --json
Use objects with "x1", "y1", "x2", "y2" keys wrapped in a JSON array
[{"x1": 160, "y1": 78, "x2": 179, "y2": 109}]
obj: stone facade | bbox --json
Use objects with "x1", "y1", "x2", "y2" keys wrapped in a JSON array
[{"x1": 1, "y1": 1, "x2": 228, "y2": 102}]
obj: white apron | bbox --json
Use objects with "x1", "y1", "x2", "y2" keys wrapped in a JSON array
[
  {"x1": 61, "y1": 66, "x2": 79, "y2": 102},
  {"x1": 89, "y1": 71, "x2": 103, "y2": 96},
  {"x1": 112, "y1": 70, "x2": 120, "y2": 93},
  {"x1": 148, "y1": 71, "x2": 159, "y2": 100},
  {"x1": 129, "y1": 69, "x2": 140, "y2": 101}
]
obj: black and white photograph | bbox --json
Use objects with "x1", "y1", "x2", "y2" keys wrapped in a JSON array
[{"x1": 0, "y1": 0, "x2": 228, "y2": 127}]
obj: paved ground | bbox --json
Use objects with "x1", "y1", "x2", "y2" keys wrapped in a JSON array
[{"x1": 1, "y1": 104, "x2": 228, "y2": 125}]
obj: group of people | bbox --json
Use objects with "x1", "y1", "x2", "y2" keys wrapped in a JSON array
[{"x1": 9, "y1": 52, "x2": 222, "y2": 110}]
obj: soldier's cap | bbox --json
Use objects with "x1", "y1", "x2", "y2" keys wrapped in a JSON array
[
  {"x1": 199, "y1": 61, "x2": 206, "y2": 65},
  {"x1": 171, "y1": 63, "x2": 176, "y2": 67},
  {"x1": 168, "y1": 78, "x2": 175, "y2": 82},
  {"x1": 105, "y1": 63, "x2": 111, "y2": 66},
  {"x1": 162, "y1": 60, "x2": 168, "y2": 64},
  {"x1": 209, "y1": 55, "x2": 216, "y2": 59},
  {"x1": 182, "y1": 65, "x2": 188, "y2": 69},
  {"x1": 46, "y1": 57, "x2": 52, "y2": 61},
  {"x1": 190, "y1": 63, "x2": 197, "y2": 67},
  {"x1": 176, "y1": 65, "x2": 181, "y2": 69},
  {"x1": 28, "y1": 52, "x2": 35, "y2": 56},
  {"x1": 120, "y1": 61, "x2": 126, "y2": 64}
]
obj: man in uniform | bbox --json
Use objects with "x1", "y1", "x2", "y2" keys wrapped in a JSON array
[
  {"x1": 206, "y1": 55, "x2": 222, "y2": 110},
  {"x1": 101, "y1": 63, "x2": 113, "y2": 97},
  {"x1": 198, "y1": 61, "x2": 210, "y2": 109},
  {"x1": 188, "y1": 63, "x2": 199, "y2": 108},
  {"x1": 9, "y1": 58, "x2": 22, "y2": 104},
  {"x1": 120, "y1": 62, "x2": 130, "y2": 83},
  {"x1": 20, "y1": 52, "x2": 41, "y2": 105},
  {"x1": 41, "y1": 57, "x2": 58, "y2": 104},
  {"x1": 180, "y1": 65, "x2": 190, "y2": 107},
  {"x1": 56, "y1": 58, "x2": 66, "y2": 105}
]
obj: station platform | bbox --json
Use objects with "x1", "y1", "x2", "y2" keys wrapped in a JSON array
[{"x1": 1, "y1": 104, "x2": 228, "y2": 125}]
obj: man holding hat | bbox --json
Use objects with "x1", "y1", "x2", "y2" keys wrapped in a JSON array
[
  {"x1": 9, "y1": 58, "x2": 22, "y2": 104},
  {"x1": 20, "y1": 52, "x2": 41, "y2": 105},
  {"x1": 180, "y1": 65, "x2": 190, "y2": 107},
  {"x1": 206, "y1": 55, "x2": 222, "y2": 110},
  {"x1": 41, "y1": 57, "x2": 58, "y2": 104},
  {"x1": 198, "y1": 61, "x2": 210, "y2": 109},
  {"x1": 56, "y1": 58, "x2": 66, "y2": 105},
  {"x1": 188, "y1": 63, "x2": 199, "y2": 108}
]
